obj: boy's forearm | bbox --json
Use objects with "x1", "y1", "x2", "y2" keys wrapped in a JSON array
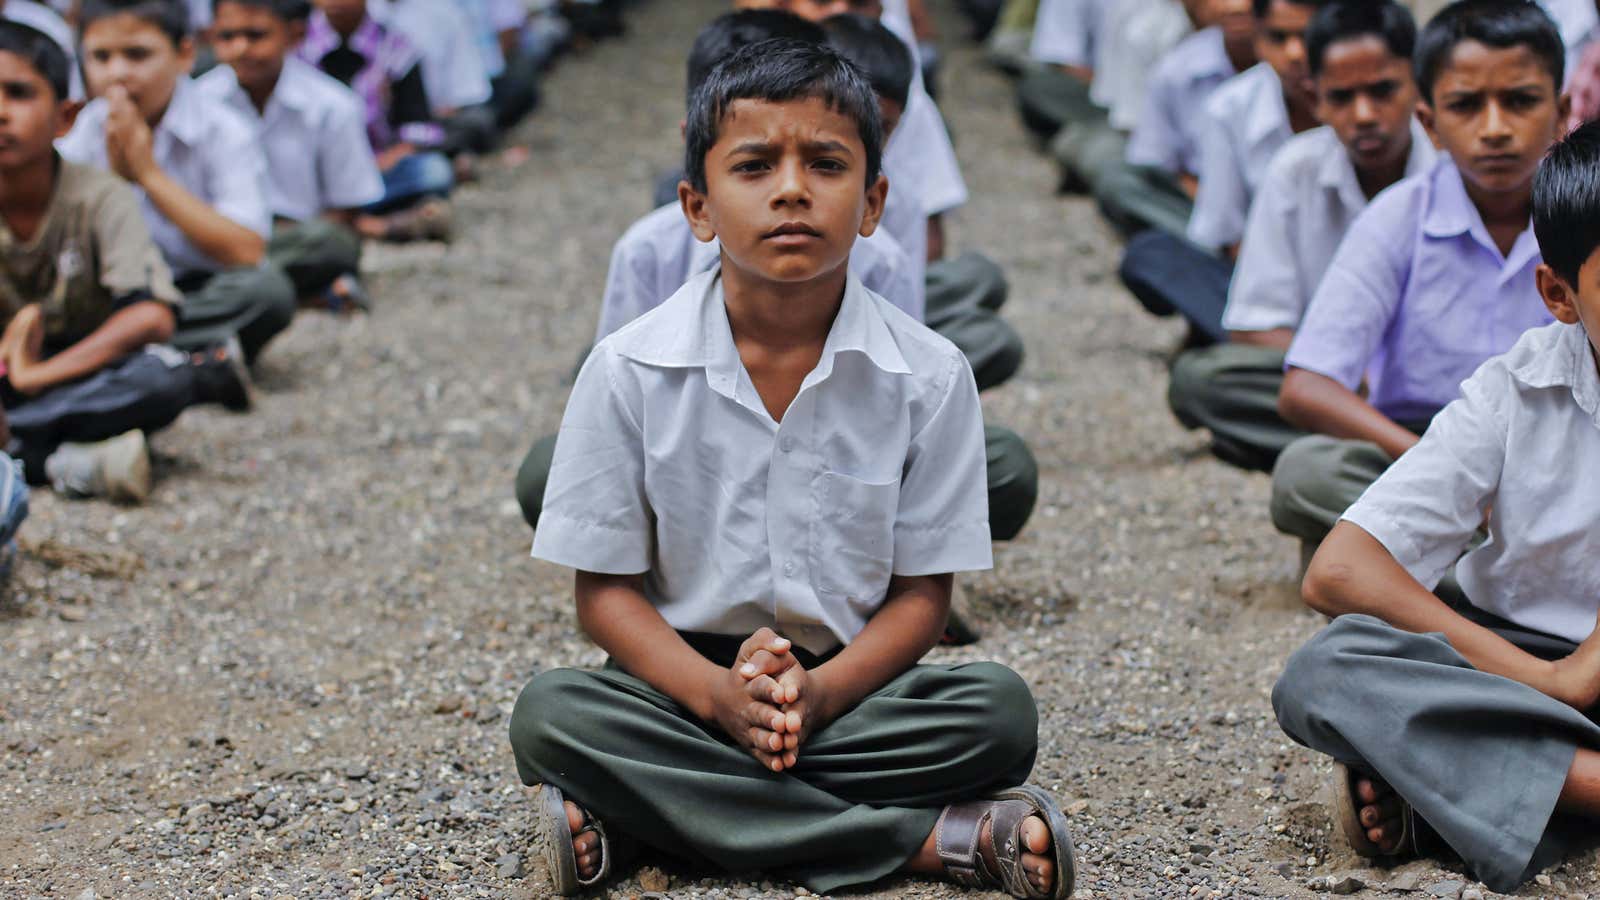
[
  {"x1": 137, "y1": 169, "x2": 265, "y2": 268},
  {"x1": 1230, "y1": 328, "x2": 1294, "y2": 351},
  {"x1": 1279, "y1": 367, "x2": 1418, "y2": 458},
  {"x1": 9, "y1": 302, "x2": 174, "y2": 395},
  {"x1": 813, "y1": 573, "x2": 951, "y2": 720},
  {"x1": 573, "y1": 571, "x2": 724, "y2": 721}
]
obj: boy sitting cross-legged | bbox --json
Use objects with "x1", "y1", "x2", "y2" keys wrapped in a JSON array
[
  {"x1": 509, "y1": 39, "x2": 1075, "y2": 899},
  {"x1": 0, "y1": 21, "x2": 249, "y2": 503},
  {"x1": 1273, "y1": 119, "x2": 1600, "y2": 893},
  {"x1": 198, "y1": 0, "x2": 384, "y2": 311}
]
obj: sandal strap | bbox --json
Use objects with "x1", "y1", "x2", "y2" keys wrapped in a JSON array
[{"x1": 935, "y1": 798, "x2": 1045, "y2": 898}]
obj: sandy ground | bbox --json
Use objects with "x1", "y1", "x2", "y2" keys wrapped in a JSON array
[{"x1": 1, "y1": 2, "x2": 1594, "y2": 898}]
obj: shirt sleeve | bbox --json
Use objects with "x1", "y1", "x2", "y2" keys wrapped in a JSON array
[
  {"x1": 93, "y1": 178, "x2": 182, "y2": 307},
  {"x1": 594, "y1": 233, "x2": 660, "y2": 342},
  {"x1": 892, "y1": 352, "x2": 993, "y2": 575},
  {"x1": 55, "y1": 110, "x2": 102, "y2": 166},
  {"x1": 1341, "y1": 363, "x2": 1508, "y2": 589},
  {"x1": 1222, "y1": 161, "x2": 1304, "y2": 332},
  {"x1": 855, "y1": 232, "x2": 924, "y2": 322},
  {"x1": 319, "y1": 92, "x2": 386, "y2": 210},
  {"x1": 203, "y1": 115, "x2": 274, "y2": 240},
  {"x1": 1030, "y1": 0, "x2": 1094, "y2": 67},
  {"x1": 1185, "y1": 101, "x2": 1249, "y2": 250},
  {"x1": 530, "y1": 345, "x2": 654, "y2": 574},
  {"x1": 1283, "y1": 191, "x2": 1413, "y2": 389},
  {"x1": 1125, "y1": 68, "x2": 1182, "y2": 172}
]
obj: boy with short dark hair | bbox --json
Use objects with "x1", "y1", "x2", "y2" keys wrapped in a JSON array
[
  {"x1": 198, "y1": 0, "x2": 384, "y2": 310},
  {"x1": 62, "y1": 0, "x2": 296, "y2": 364},
  {"x1": 1168, "y1": 0, "x2": 1433, "y2": 471},
  {"x1": 1270, "y1": 0, "x2": 1567, "y2": 548},
  {"x1": 1273, "y1": 119, "x2": 1600, "y2": 893},
  {"x1": 509, "y1": 38, "x2": 1074, "y2": 899},
  {"x1": 0, "y1": 19, "x2": 249, "y2": 503}
]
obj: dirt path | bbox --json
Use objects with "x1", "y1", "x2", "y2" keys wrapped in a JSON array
[{"x1": 0, "y1": 2, "x2": 1587, "y2": 897}]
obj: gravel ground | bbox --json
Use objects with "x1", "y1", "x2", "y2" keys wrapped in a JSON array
[{"x1": 0, "y1": 2, "x2": 1593, "y2": 898}]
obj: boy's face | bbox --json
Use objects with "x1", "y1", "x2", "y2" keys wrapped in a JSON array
[
  {"x1": 214, "y1": 3, "x2": 301, "y2": 93},
  {"x1": 82, "y1": 14, "x2": 193, "y2": 123},
  {"x1": 1536, "y1": 251, "x2": 1600, "y2": 363},
  {"x1": 0, "y1": 50, "x2": 75, "y2": 171},
  {"x1": 1255, "y1": 0, "x2": 1315, "y2": 107},
  {"x1": 682, "y1": 96, "x2": 887, "y2": 286},
  {"x1": 1314, "y1": 37, "x2": 1419, "y2": 177},
  {"x1": 777, "y1": 0, "x2": 884, "y2": 23},
  {"x1": 314, "y1": 0, "x2": 368, "y2": 34},
  {"x1": 1419, "y1": 41, "x2": 1567, "y2": 198}
]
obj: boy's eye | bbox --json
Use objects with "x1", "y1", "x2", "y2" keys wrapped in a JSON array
[
  {"x1": 1325, "y1": 89, "x2": 1353, "y2": 106},
  {"x1": 1368, "y1": 81, "x2": 1398, "y2": 101},
  {"x1": 1445, "y1": 95, "x2": 1482, "y2": 114},
  {"x1": 732, "y1": 160, "x2": 769, "y2": 174},
  {"x1": 811, "y1": 158, "x2": 846, "y2": 172},
  {"x1": 1501, "y1": 90, "x2": 1541, "y2": 110},
  {"x1": 124, "y1": 47, "x2": 151, "y2": 62}
]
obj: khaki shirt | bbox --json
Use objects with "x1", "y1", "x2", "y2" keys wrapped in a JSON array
[{"x1": 0, "y1": 158, "x2": 180, "y2": 348}]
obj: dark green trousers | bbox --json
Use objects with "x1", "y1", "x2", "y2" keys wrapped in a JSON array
[
  {"x1": 1094, "y1": 162, "x2": 1193, "y2": 238},
  {"x1": 1051, "y1": 120, "x2": 1125, "y2": 194},
  {"x1": 173, "y1": 265, "x2": 297, "y2": 363},
  {"x1": 1168, "y1": 344, "x2": 1305, "y2": 473},
  {"x1": 1268, "y1": 425, "x2": 1430, "y2": 545},
  {"x1": 268, "y1": 218, "x2": 363, "y2": 299},
  {"x1": 509, "y1": 656, "x2": 1038, "y2": 892},
  {"x1": 1016, "y1": 65, "x2": 1098, "y2": 139},
  {"x1": 515, "y1": 423, "x2": 1039, "y2": 541},
  {"x1": 926, "y1": 251, "x2": 1023, "y2": 392}
]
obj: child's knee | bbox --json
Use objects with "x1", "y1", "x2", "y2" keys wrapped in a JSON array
[
  {"x1": 984, "y1": 426, "x2": 1038, "y2": 541},
  {"x1": 1272, "y1": 615, "x2": 1393, "y2": 725},
  {"x1": 509, "y1": 668, "x2": 596, "y2": 775},
  {"x1": 963, "y1": 662, "x2": 1039, "y2": 766},
  {"x1": 514, "y1": 434, "x2": 559, "y2": 529}
]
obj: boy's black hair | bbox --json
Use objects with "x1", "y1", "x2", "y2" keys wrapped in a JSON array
[
  {"x1": 684, "y1": 38, "x2": 882, "y2": 194},
  {"x1": 686, "y1": 10, "x2": 826, "y2": 107},
  {"x1": 1533, "y1": 120, "x2": 1600, "y2": 288},
  {"x1": 0, "y1": 20, "x2": 70, "y2": 101},
  {"x1": 1251, "y1": 0, "x2": 1323, "y2": 21},
  {"x1": 822, "y1": 13, "x2": 912, "y2": 111},
  {"x1": 1307, "y1": 0, "x2": 1416, "y2": 76},
  {"x1": 1413, "y1": 0, "x2": 1562, "y2": 104},
  {"x1": 211, "y1": 0, "x2": 313, "y2": 20},
  {"x1": 80, "y1": 0, "x2": 190, "y2": 46}
]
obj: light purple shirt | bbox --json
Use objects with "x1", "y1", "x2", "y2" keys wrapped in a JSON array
[
  {"x1": 1285, "y1": 156, "x2": 1553, "y2": 424},
  {"x1": 1126, "y1": 27, "x2": 1237, "y2": 176}
]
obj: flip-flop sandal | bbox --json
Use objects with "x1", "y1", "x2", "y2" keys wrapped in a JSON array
[
  {"x1": 934, "y1": 784, "x2": 1077, "y2": 899},
  {"x1": 1332, "y1": 762, "x2": 1422, "y2": 859},
  {"x1": 535, "y1": 783, "x2": 615, "y2": 895}
]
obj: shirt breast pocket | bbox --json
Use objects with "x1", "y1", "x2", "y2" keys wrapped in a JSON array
[{"x1": 809, "y1": 471, "x2": 899, "y2": 602}]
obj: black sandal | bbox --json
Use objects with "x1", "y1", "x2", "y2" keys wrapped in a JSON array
[
  {"x1": 934, "y1": 785, "x2": 1076, "y2": 899},
  {"x1": 1332, "y1": 762, "x2": 1426, "y2": 859},
  {"x1": 535, "y1": 783, "x2": 614, "y2": 895}
]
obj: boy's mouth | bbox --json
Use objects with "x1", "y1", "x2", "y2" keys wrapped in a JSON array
[{"x1": 763, "y1": 222, "x2": 822, "y2": 241}]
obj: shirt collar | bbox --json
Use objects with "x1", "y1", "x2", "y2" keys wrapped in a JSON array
[
  {"x1": 155, "y1": 77, "x2": 205, "y2": 147},
  {"x1": 1508, "y1": 322, "x2": 1600, "y2": 424},
  {"x1": 1316, "y1": 119, "x2": 1436, "y2": 211},
  {"x1": 1242, "y1": 63, "x2": 1290, "y2": 152},
  {"x1": 1421, "y1": 155, "x2": 1541, "y2": 272}
]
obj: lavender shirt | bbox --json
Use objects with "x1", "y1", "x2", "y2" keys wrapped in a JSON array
[{"x1": 1285, "y1": 157, "x2": 1553, "y2": 424}]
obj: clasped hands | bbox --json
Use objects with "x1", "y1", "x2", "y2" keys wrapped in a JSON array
[{"x1": 707, "y1": 627, "x2": 834, "y2": 773}]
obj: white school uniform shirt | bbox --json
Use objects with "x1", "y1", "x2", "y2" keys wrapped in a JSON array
[
  {"x1": 5, "y1": 0, "x2": 83, "y2": 100},
  {"x1": 1540, "y1": 0, "x2": 1600, "y2": 84},
  {"x1": 880, "y1": 12, "x2": 969, "y2": 217},
  {"x1": 878, "y1": 147, "x2": 929, "y2": 286},
  {"x1": 1342, "y1": 322, "x2": 1600, "y2": 645},
  {"x1": 57, "y1": 79, "x2": 273, "y2": 280},
  {"x1": 372, "y1": 0, "x2": 494, "y2": 110},
  {"x1": 187, "y1": 0, "x2": 211, "y2": 28},
  {"x1": 195, "y1": 59, "x2": 385, "y2": 223},
  {"x1": 1089, "y1": 0, "x2": 1191, "y2": 131},
  {"x1": 1126, "y1": 26, "x2": 1238, "y2": 177},
  {"x1": 1222, "y1": 121, "x2": 1436, "y2": 333},
  {"x1": 534, "y1": 269, "x2": 994, "y2": 655},
  {"x1": 1029, "y1": 0, "x2": 1111, "y2": 68},
  {"x1": 595, "y1": 202, "x2": 924, "y2": 343},
  {"x1": 1187, "y1": 62, "x2": 1294, "y2": 251}
]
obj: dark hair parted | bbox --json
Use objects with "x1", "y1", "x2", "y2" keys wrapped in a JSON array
[
  {"x1": 1251, "y1": 0, "x2": 1324, "y2": 21},
  {"x1": 0, "y1": 20, "x2": 70, "y2": 101},
  {"x1": 1533, "y1": 121, "x2": 1600, "y2": 288},
  {"x1": 1307, "y1": 0, "x2": 1416, "y2": 76},
  {"x1": 1413, "y1": 0, "x2": 1562, "y2": 104},
  {"x1": 822, "y1": 13, "x2": 912, "y2": 111},
  {"x1": 80, "y1": 0, "x2": 190, "y2": 45},
  {"x1": 212, "y1": 0, "x2": 313, "y2": 20},
  {"x1": 687, "y1": 10, "x2": 826, "y2": 107},
  {"x1": 684, "y1": 38, "x2": 883, "y2": 194}
]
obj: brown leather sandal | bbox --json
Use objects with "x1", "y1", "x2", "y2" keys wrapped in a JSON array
[{"x1": 934, "y1": 785, "x2": 1076, "y2": 899}]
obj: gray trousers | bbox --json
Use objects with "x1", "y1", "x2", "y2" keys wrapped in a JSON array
[
  {"x1": 509, "y1": 655, "x2": 1038, "y2": 893},
  {"x1": 173, "y1": 266, "x2": 297, "y2": 363},
  {"x1": 1051, "y1": 122, "x2": 1125, "y2": 194},
  {"x1": 926, "y1": 251, "x2": 1024, "y2": 392},
  {"x1": 1095, "y1": 162, "x2": 1193, "y2": 239},
  {"x1": 1274, "y1": 613, "x2": 1600, "y2": 892},
  {"x1": 1269, "y1": 429, "x2": 1427, "y2": 545},
  {"x1": 1016, "y1": 65, "x2": 1098, "y2": 139},
  {"x1": 1168, "y1": 344, "x2": 1304, "y2": 473},
  {"x1": 268, "y1": 218, "x2": 363, "y2": 299}
]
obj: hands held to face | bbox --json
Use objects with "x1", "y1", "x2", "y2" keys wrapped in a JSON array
[
  {"x1": 103, "y1": 86, "x2": 158, "y2": 185},
  {"x1": 708, "y1": 627, "x2": 835, "y2": 773}
]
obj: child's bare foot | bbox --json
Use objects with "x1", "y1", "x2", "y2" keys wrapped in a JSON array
[
  {"x1": 998, "y1": 813, "x2": 1055, "y2": 894},
  {"x1": 565, "y1": 800, "x2": 603, "y2": 880},
  {"x1": 1353, "y1": 775, "x2": 1406, "y2": 852}
]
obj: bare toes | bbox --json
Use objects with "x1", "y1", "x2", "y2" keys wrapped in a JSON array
[
  {"x1": 564, "y1": 800, "x2": 585, "y2": 834},
  {"x1": 1022, "y1": 815, "x2": 1051, "y2": 855}
]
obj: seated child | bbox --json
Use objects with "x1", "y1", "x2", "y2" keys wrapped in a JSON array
[
  {"x1": 1117, "y1": 0, "x2": 1322, "y2": 345},
  {"x1": 371, "y1": 0, "x2": 496, "y2": 175},
  {"x1": 1094, "y1": 0, "x2": 1255, "y2": 238},
  {"x1": 1169, "y1": 0, "x2": 1433, "y2": 472},
  {"x1": 1270, "y1": 0, "x2": 1567, "y2": 548},
  {"x1": 509, "y1": 38, "x2": 1075, "y2": 899},
  {"x1": 298, "y1": 0, "x2": 455, "y2": 244},
  {"x1": 453, "y1": 0, "x2": 542, "y2": 133},
  {"x1": 1015, "y1": 0, "x2": 1106, "y2": 144},
  {"x1": 0, "y1": 20, "x2": 249, "y2": 503},
  {"x1": 199, "y1": 0, "x2": 385, "y2": 310},
  {"x1": 1272, "y1": 119, "x2": 1600, "y2": 893},
  {"x1": 61, "y1": 0, "x2": 296, "y2": 365}
]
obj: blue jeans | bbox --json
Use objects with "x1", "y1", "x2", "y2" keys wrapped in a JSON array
[
  {"x1": 0, "y1": 454, "x2": 29, "y2": 549},
  {"x1": 369, "y1": 151, "x2": 454, "y2": 214}
]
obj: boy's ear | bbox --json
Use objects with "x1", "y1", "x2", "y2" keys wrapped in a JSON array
[
  {"x1": 679, "y1": 179, "x2": 718, "y2": 243},
  {"x1": 290, "y1": 20, "x2": 309, "y2": 45},
  {"x1": 54, "y1": 99, "x2": 84, "y2": 139},
  {"x1": 177, "y1": 35, "x2": 198, "y2": 75},
  {"x1": 858, "y1": 172, "x2": 888, "y2": 239},
  {"x1": 1536, "y1": 264, "x2": 1581, "y2": 325},
  {"x1": 1557, "y1": 91, "x2": 1573, "y2": 134},
  {"x1": 1415, "y1": 98, "x2": 1440, "y2": 149}
]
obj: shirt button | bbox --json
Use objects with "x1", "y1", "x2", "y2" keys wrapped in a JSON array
[
  {"x1": 779, "y1": 437, "x2": 795, "y2": 453},
  {"x1": 783, "y1": 561, "x2": 796, "y2": 577}
]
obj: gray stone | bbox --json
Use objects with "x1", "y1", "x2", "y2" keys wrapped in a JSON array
[
  {"x1": 1425, "y1": 881, "x2": 1465, "y2": 898},
  {"x1": 496, "y1": 853, "x2": 522, "y2": 879}
]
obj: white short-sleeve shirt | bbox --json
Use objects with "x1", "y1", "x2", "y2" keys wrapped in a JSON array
[
  {"x1": 1029, "y1": 0, "x2": 1111, "y2": 68},
  {"x1": 880, "y1": 12, "x2": 969, "y2": 218},
  {"x1": 58, "y1": 79, "x2": 274, "y2": 280},
  {"x1": 1089, "y1": 0, "x2": 1192, "y2": 131},
  {"x1": 1343, "y1": 322, "x2": 1600, "y2": 644},
  {"x1": 373, "y1": 0, "x2": 494, "y2": 110},
  {"x1": 1126, "y1": 27, "x2": 1238, "y2": 177},
  {"x1": 595, "y1": 203, "x2": 924, "y2": 343},
  {"x1": 1222, "y1": 121, "x2": 1436, "y2": 333},
  {"x1": 535, "y1": 270, "x2": 994, "y2": 654},
  {"x1": 5, "y1": 0, "x2": 83, "y2": 100},
  {"x1": 195, "y1": 58, "x2": 385, "y2": 222},
  {"x1": 1186, "y1": 62, "x2": 1295, "y2": 251}
]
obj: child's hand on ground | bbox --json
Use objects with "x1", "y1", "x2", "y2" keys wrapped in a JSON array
[
  {"x1": 1545, "y1": 607, "x2": 1600, "y2": 710},
  {"x1": 706, "y1": 628, "x2": 798, "y2": 773},
  {"x1": 104, "y1": 86, "x2": 157, "y2": 185}
]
